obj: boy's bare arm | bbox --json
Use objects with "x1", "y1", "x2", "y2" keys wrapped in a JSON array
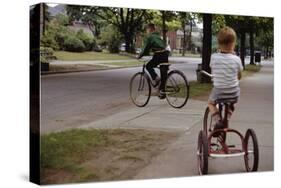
[{"x1": 238, "y1": 71, "x2": 242, "y2": 80}]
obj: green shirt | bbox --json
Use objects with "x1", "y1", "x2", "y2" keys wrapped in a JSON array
[{"x1": 139, "y1": 32, "x2": 166, "y2": 58}]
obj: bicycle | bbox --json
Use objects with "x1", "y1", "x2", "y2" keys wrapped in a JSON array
[
  {"x1": 129, "y1": 60, "x2": 189, "y2": 108},
  {"x1": 197, "y1": 70, "x2": 259, "y2": 175}
]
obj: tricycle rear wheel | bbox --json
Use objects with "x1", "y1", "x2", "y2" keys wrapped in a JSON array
[
  {"x1": 197, "y1": 130, "x2": 209, "y2": 175},
  {"x1": 244, "y1": 129, "x2": 259, "y2": 172}
]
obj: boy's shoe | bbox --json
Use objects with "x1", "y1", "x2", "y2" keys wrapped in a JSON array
[
  {"x1": 158, "y1": 90, "x2": 166, "y2": 99},
  {"x1": 152, "y1": 76, "x2": 161, "y2": 87}
]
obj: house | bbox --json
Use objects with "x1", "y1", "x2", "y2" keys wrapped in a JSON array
[
  {"x1": 173, "y1": 24, "x2": 203, "y2": 53},
  {"x1": 135, "y1": 24, "x2": 203, "y2": 54},
  {"x1": 48, "y1": 4, "x2": 93, "y2": 36}
]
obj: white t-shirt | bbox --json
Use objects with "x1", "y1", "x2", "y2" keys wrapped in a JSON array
[{"x1": 210, "y1": 52, "x2": 243, "y2": 88}]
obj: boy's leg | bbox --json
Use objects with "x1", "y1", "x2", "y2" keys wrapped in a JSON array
[
  {"x1": 208, "y1": 101, "x2": 220, "y2": 122},
  {"x1": 208, "y1": 88, "x2": 224, "y2": 131},
  {"x1": 227, "y1": 103, "x2": 235, "y2": 120},
  {"x1": 208, "y1": 101, "x2": 225, "y2": 138},
  {"x1": 208, "y1": 101, "x2": 217, "y2": 114},
  {"x1": 159, "y1": 65, "x2": 169, "y2": 92},
  {"x1": 146, "y1": 57, "x2": 160, "y2": 81},
  {"x1": 158, "y1": 51, "x2": 169, "y2": 98}
]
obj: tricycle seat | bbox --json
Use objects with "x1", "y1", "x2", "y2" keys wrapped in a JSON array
[{"x1": 215, "y1": 97, "x2": 238, "y2": 104}]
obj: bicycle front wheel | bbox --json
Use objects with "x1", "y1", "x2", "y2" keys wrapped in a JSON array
[
  {"x1": 165, "y1": 70, "x2": 189, "y2": 108},
  {"x1": 129, "y1": 72, "x2": 151, "y2": 107}
]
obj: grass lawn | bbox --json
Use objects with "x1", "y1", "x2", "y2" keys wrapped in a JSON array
[
  {"x1": 40, "y1": 128, "x2": 178, "y2": 184},
  {"x1": 54, "y1": 51, "x2": 134, "y2": 61},
  {"x1": 159, "y1": 81, "x2": 212, "y2": 101},
  {"x1": 189, "y1": 81, "x2": 213, "y2": 98},
  {"x1": 242, "y1": 64, "x2": 262, "y2": 77}
]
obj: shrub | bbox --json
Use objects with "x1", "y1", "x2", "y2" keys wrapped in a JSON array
[
  {"x1": 40, "y1": 47, "x2": 54, "y2": 55},
  {"x1": 40, "y1": 56, "x2": 49, "y2": 64},
  {"x1": 40, "y1": 47, "x2": 56, "y2": 63},
  {"x1": 41, "y1": 33, "x2": 59, "y2": 51},
  {"x1": 76, "y1": 29, "x2": 95, "y2": 51},
  {"x1": 63, "y1": 36, "x2": 86, "y2": 52}
]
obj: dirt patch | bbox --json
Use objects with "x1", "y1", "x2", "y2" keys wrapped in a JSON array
[{"x1": 40, "y1": 129, "x2": 180, "y2": 184}]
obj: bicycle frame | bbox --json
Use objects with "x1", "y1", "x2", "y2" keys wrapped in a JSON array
[{"x1": 140, "y1": 61, "x2": 171, "y2": 89}]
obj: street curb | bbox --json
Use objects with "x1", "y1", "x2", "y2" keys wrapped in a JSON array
[
  {"x1": 41, "y1": 65, "x2": 141, "y2": 75},
  {"x1": 41, "y1": 61, "x2": 187, "y2": 75}
]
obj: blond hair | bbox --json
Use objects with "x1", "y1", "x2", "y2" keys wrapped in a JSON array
[{"x1": 217, "y1": 26, "x2": 237, "y2": 50}]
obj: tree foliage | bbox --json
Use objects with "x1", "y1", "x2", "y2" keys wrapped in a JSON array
[
  {"x1": 41, "y1": 14, "x2": 95, "y2": 52},
  {"x1": 67, "y1": 6, "x2": 151, "y2": 53},
  {"x1": 177, "y1": 12, "x2": 198, "y2": 55},
  {"x1": 98, "y1": 24, "x2": 122, "y2": 53}
]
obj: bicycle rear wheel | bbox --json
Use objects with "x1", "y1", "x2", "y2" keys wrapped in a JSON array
[
  {"x1": 129, "y1": 72, "x2": 151, "y2": 107},
  {"x1": 165, "y1": 70, "x2": 189, "y2": 108}
]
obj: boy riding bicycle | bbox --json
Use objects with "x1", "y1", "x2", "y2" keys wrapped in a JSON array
[
  {"x1": 208, "y1": 26, "x2": 243, "y2": 132},
  {"x1": 138, "y1": 23, "x2": 169, "y2": 99}
]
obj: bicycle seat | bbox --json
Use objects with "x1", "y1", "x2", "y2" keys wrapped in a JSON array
[{"x1": 215, "y1": 97, "x2": 238, "y2": 104}]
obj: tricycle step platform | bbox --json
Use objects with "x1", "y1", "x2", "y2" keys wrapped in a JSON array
[{"x1": 210, "y1": 148, "x2": 245, "y2": 158}]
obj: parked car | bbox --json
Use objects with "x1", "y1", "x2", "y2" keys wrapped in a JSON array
[
  {"x1": 135, "y1": 48, "x2": 141, "y2": 54},
  {"x1": 119, "y1": 43, "x2": 126, "y2": 52}
]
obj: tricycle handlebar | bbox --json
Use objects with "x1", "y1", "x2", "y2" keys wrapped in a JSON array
[{"x1": 200, "y1": 70, "x2": 213, "y2": 78}]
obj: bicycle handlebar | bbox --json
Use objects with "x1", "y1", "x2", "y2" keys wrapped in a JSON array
[{"x1": 200, "y1": 70, "x2": 213, "y2": 78}]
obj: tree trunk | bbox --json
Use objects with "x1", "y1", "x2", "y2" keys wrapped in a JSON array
[
  {"x1": 188, "y1": 21, "x2": 193, "y2": 51},
  {"x1": 264, "y1": 48, "x2": 267, "y2": 59},
  {"x1": 87, "y1": 23, "x2": 96, "y2": 37},
  {"x1": 161, "y1": 11, "x2": 167, "y2": 44},
  {"x1": 124, "y1": 33, "x2": 134, "y2": 53},
  {"x1": 201, "y1": 14, "x2": 212, "y2": 83},
  {"x1": 240, "y1": 30, "x2": 246, "y2": 70},
  {"x1": 249, "y1": 26, "x2": 255, "y2": 64},
  {"x1": 182, "y1": 27, "x2": 186, "y2": 56}
]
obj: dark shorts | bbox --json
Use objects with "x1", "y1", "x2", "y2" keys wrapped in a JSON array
[{"x1": 209, "y1": 86, "x2": 240, "y2": 103}]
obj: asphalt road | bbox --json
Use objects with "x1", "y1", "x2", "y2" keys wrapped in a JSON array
[{"x1": 41, "y1": 57, "x2": 201, "y2": 133}]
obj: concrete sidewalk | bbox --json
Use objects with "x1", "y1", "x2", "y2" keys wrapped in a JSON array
[
  {"x1": 77, "y1": 61, "x2": 273, "y2": 178},
  {"x1": 133, "y1": 61, "x2": 274, "y2": 179}
]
